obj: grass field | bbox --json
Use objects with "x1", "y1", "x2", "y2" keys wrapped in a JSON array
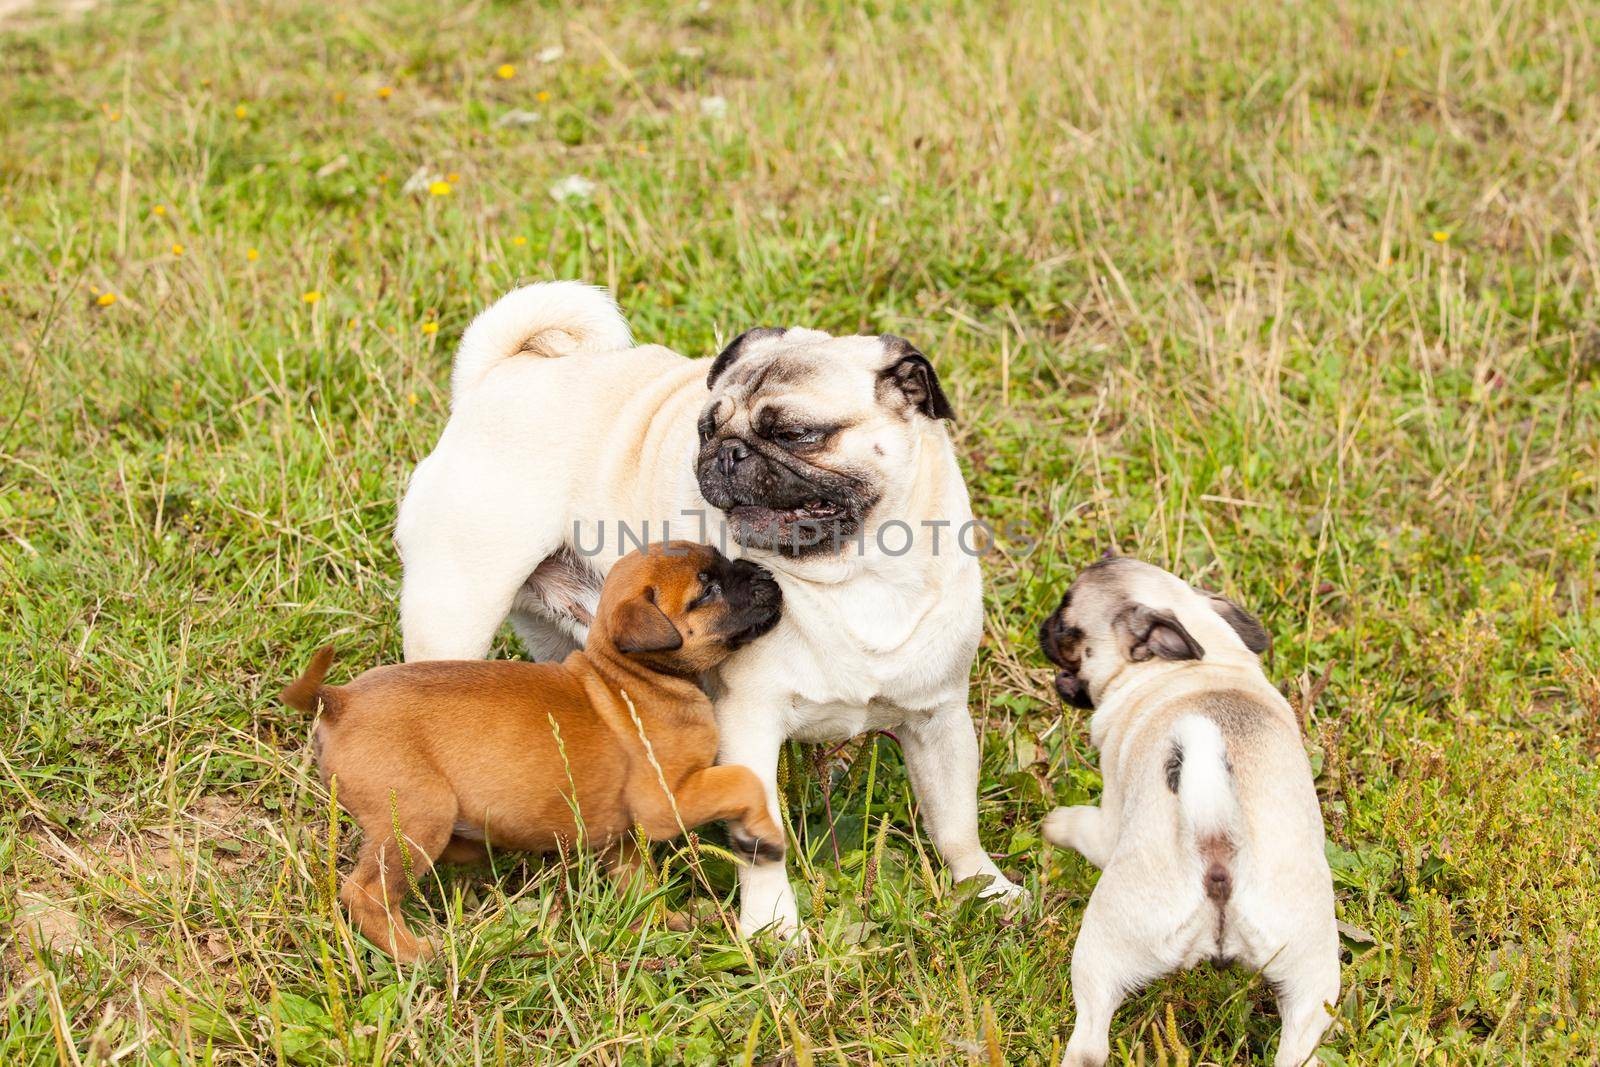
[{"x1": 3, "y1": 0, "x2": 1599, "y2": 1062}]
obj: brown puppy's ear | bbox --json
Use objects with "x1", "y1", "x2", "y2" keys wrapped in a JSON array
[
  {"x1": 1115, "y1": 604, "x2": 1204, "y2": 662},
  {"x1": 1202, "y1": 591, "x2": 1271, "y2": 655},
  {"x1": 878, "y1": 337, "x2": 955, "y2": 421},
  {"x1": 611, "y1": 593, "x2": 684, "y2": 654}
]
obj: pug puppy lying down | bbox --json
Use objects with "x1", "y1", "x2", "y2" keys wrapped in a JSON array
[{"x1": 1039, "y1": 558, "x2": 1338, "y2": 1067}]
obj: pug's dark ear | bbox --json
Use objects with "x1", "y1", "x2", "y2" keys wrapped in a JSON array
[
  {"x1": 1203, "y1": 592, "x2": 1271, "y2": 655},
  {"x1": 1115, "y1": 604, "x2": 1204, "y2": 662},
  {"x1": 707, "y1": 327, "x2": 786, "y2": 389},
  {"x1": 878, "y1": 337, "x2": 955, "y2": 421},
  {"x1": 611, "y1": 593, "x2": 683, "y2": 655}
]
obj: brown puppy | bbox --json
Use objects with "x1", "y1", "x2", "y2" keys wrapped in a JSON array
[{"x1": 281, "y1": 541, "x2": 784, "y2": 961}]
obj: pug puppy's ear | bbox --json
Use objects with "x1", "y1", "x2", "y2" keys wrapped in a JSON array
[
  {"x1": 707, "y1": 327, "x2": 786, "y2": 389},
  {"x1": 1202, "y1": 591, "x2": 1271, "y2": 655},
  {"x1": 878, "y1": 337, "x2": 955, "y2": 421},
  {"x1": 611, "y1": 593, "x2": 683, "y2": 654},
  {"x1": 1115, "y1": 604, "x2": 1204, "y2": 662}
]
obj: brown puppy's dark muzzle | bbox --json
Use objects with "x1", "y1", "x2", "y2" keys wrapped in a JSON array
[{"x1": 717, "y1": 556, "x2": 783, "y2": 649}]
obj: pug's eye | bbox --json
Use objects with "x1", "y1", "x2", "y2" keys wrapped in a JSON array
[{"x1": 771, "y1": 426, "x2": 822, "y2": 445}]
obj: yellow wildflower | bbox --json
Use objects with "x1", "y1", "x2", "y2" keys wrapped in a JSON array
[
  {"x1": 512, "y1": 235, "x2": 527, "y2": 246},
  {"x1": 496, "y1": 64, "x2": 516, "y2": 80},
  {"x1": 96, "y1": 292, "x2": 118, "y2": 307},
  {"x1": 235, "y1": 104, "x2": 248, "y2": 119},
  {"x1": 421, "y1": 321, "x2": 439, "y2": 334},
  {"x1": 536, "y1": 90, "x2": 551, "y2": 103},
  {"x1": 407, "y1": 392, "x2": 419, "y2": 406},
  {"x1": 428, "y1": 181, "x2": 452, "y2": 196},
  {"x1": 171, "y1": 243, "x2": 185, "y2": 256},
  {"x1": 1432, "y1": 230, "x2": 1450, "y2": 243},
  {"x1": 377, "y1": 86, "x2": 394, "y2": 100},
  {"x1": 447, "y1": 172, "x2": 461, "y2": 183},
  {"x1": 302, "y1": 290, "x2": 322, "y2": 304},
  {"x1": 246, "y1": 248, "x2": 260, "y2": 262},
  {"x1": 153, "y1": 204, "x2": 167, "y2": 216},
  {"x1": 334, "y1": 91, "x2": 347, "y2": 103}
]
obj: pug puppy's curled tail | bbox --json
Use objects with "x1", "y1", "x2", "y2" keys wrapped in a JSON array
[
  {"x1": 1169, "y1": 716, "x2": 1239, "y2": 904},
  {"x1": 449, "y1": 281, "x2": 633, "y2": 400},
  {"x1": 281, "y1": 645, "x2": 341, "y2": 718}
]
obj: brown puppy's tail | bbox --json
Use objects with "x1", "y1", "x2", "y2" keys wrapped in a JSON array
[{"x1": 281, "y1": 645, "x2": 340, "y2": 716}]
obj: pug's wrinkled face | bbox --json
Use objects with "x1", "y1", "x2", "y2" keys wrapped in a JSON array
[
  {"x1": 1038, "y1": 557, "x2": 1271, "y2": 708},
  {"x1": 695, "y1": 328, "x2": 954, "y2": 557}
]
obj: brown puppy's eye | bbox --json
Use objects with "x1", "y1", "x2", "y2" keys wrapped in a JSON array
[{"x1": 690, "y1": 573, "x2": 722, "y2": 608}]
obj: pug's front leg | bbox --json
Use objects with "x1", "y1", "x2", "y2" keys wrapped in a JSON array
[
  {"x1": 899, "y1": 697, "x2": 1027, "y2": 904},
  {"x1": 713, "y1": 700, "x2": 800, "y2": 939},
  {"x1": 1041, "y1": 805, "x2": 1115, "y2": 870}
]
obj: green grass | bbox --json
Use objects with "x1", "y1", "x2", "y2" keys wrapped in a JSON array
[{"x1": 3, "y1": 0, "x2": 1599, "y2": 1062}]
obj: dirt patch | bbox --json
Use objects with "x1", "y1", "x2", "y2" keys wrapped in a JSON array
[
  {"x1": 3, "y1": 792, "x2": 273, "y2": 996},
  {"x1": 10, "y1": 892, "x2": 87, "y2": 979}
]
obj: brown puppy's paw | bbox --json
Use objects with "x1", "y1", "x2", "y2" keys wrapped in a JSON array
[
  {"x1": 631, "y1": 908, "x2": 695, "y2": 933},
  {"x1": 387, "y1": 931, "x2": 439, "y2": 964},
  {"x1": 729, "y1": 829, "x2": 785, "y2": 865}
]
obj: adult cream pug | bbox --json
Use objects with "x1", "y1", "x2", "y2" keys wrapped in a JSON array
[{"x1": 396, "y1": 281, "x2": 1024, "y2": 936}]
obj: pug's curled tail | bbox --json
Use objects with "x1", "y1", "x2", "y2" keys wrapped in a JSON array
[
  {"x1": 1168, "y1": 715, "x2": 1238, "y2": 905},
  {"x1": 281, "y1": 645, "x2": 341, "y2": 718},
  {"x1": 450, "y1": 281, "x2": 633, "y2": 399}
]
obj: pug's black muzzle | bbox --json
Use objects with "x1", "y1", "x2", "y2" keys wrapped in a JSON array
[
  {"x1": 1039, "y1": 601, "x2": 1093, "y2": 709},
  {"x1": 1054, "y1": 669, "x2": 1093, "y2": 709},
  {"x1": 696, "y1": 435, "x2": 875, "y2": 557},
  {"x1": 716, "y1": 556, "x2": 783, "y2": 648}
]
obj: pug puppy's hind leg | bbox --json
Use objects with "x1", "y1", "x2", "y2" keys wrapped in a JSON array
[
  {"x1": 1059, "y1": 881, "x2": 1153, "y2": 1067},
  {"x1": 1267, "y1": 939, "x2": 1341, "y2": 1067}
]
